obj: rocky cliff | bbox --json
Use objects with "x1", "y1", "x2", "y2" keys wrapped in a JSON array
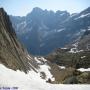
[{"x1": 0, "y1": 8, "x2": 37, "y2": 73}]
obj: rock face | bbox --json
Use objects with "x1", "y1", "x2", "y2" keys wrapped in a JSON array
[
  {"x1": 0, "y1": 8, "x2": 35, "y2": 73},
  {"x1": 10, "y1": 7, "x2": 90, "y2": 55}
]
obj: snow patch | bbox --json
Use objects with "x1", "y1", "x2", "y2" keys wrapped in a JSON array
[
  {"x1": 34, "y1": 57, "x2": 42, "y2": 64},
  {"x1": 0, "y1": 64, "x2": 90, "y2": 90},
  {"x1": 60, "y1": 13, "x2": 66, "y2": 16},
  {"x1": 69, "y1": 48, "x2": 77, "y2": 53},
  {"x1": 61, "y1": 48, "x2": 67, "y2": 49},
  {"x1": 39, "y1": 64, "x2": 55, "y2": 81},
  {"x1": 59, "y1": 66, "x2": 66, "y2": 69},
  {"x1": 81, "y1": 56, "x2": 86, "y2": 59},
  {"x1": 39, "y1": 57, "x2": 47, "y2": 62},
  {"x1": 34, "y1": 57, "x2": 54, "y2": 81},
  {"x1": 74, "y1": 13, "x2": 90, "y2": 20},
  {"x1": 88, "y1": 26, "x2": 90, "y2": 31},
  {"x1": 57, "y1": 28, "x2": 65, "y2": 32},
  {"x1": 72, "y1": 43, "x2": 78, "y2": 48},
  {"x1": 69, "y1": 48, "x2": 83, "y2": 53},
  {"x1": 27, "y1": 54, "x2": 32, "y2": 60},
  {"x1": 78, "y1": 68, "x2": 90, "y2": 72}
]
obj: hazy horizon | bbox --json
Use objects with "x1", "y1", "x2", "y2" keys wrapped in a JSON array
[{"x1": 0, "y1": 0, "x2": 90, "y2": 16}]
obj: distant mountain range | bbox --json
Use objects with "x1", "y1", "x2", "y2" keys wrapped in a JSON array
[{"x1": 10, "y1": 7, "x2": 90, "y2": 55}]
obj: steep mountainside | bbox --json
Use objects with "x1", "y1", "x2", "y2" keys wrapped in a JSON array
[
  {"x1": 10, "y1": 7, "x2": 90, "y2": 55},
  {"x1": 0, "y1": 8, "x2": 38, "y2": 73}
]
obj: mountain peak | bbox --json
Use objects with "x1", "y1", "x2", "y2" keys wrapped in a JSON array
[
  {"x1": 33, "y1": 7, "x2": 43, "y2": 11},
  {"x1": 31, "y1": 7, "x2": 44, "y2": 14}
]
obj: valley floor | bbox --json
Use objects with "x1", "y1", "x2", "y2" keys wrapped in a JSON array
[{"x1": 0, "y1": 64, "x2": 90, "y2": 90}]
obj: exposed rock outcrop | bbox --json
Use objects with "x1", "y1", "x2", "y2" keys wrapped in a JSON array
[{"x1": 0, "y1": 8, "x2": 36, "y2": 73}]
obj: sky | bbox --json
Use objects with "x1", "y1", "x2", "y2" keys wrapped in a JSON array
[{"x1": 0, "y1": 0, "x2": 90, "y2": 16}]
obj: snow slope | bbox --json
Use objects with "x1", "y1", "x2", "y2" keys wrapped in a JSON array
[
  {"x1": 34, "y1": 57, "x2": 55, "y2": 81},
  {"x1": 0, "y1": 64, "x2": 90, "y2": 90},
  {"x1": 78, "y1": 68, "x2": 90, "y2": 72}
]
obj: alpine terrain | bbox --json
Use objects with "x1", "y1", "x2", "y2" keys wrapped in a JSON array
[{"x1": 0, "y1": 7, "x2": 90, "y2": 90}]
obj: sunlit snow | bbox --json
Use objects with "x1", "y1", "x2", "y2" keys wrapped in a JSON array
[
  {"x1": 0, "y1": 64, "x2": 90, "y2": 90},
  {"x1": 69, "y1": 48, "x2": 83, "y2": 53},
  {"x1": 78, "y1": 68, "x2": 90, "y2": 72},
  {"x1": 59, "y1": 66, "x2": 66, "y2": 69},
  {"x1": 74, "y1": 13, "x2": 90, "y2": 20},
  {"x1": 34, "y1": 57, "x2": 55, "y2": 81}
]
